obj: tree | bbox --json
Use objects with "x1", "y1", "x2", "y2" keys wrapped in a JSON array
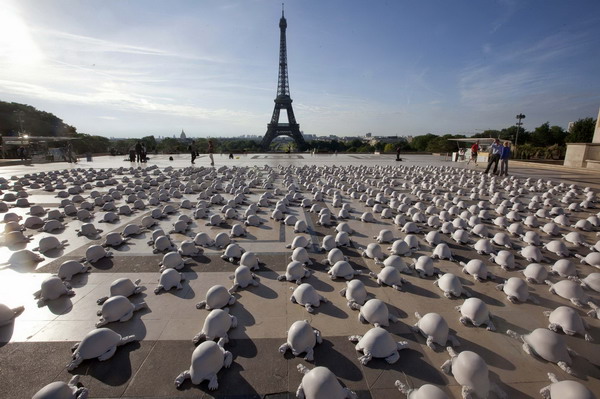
[
  {"x1": 383, "y1": 143, "x2": 396, "y2": 153},
  {"x1": 425, "y1": 134, "x2": 466, "y2": 153},
  {"x1": 382, "y1": 138, "x2": 409, "y2": 153},
  {"x1": 141, "y1": 135, "x2": 157, "y2": 152},
  {"x1": 157, "y1": 137, "x2": 184, "y2": 153},
  {"x1": 220, "y1": 139, "x2": 261, "y2": 153},
  {"x1": 110, "y1": 139, "x2": 136, "y2": 155},
  {"x1": 499, "y1": 126, "x2": 522, "y2": 142},
  {"x1": 72, "y1": 133, "x2": 110, "y2": 154},
  {"x1": 0, "y1": 101, "x2": 77, "y2": 137},
  {"x1": 410, "y1": 134, "x2": 437, "y2": 152},
  {"x1": 473, "y1": 130, "x2": 500, "y2": 139},
  {"x1": 310, "y1": 139, "x2": 348, "y2": 153},
  {"x1": 549, "y1": 125, "x2": 567, "y2": 146},
  {"x1": 374, "y1": 142, "x2": 386, "y2": 152},
  {"x1": 528, "y1": 122, "x2": 565, "y2": 147},
  {"x1": 566, "y1": 117, "x2": 596, "y2": 143},
  {"x1": 530, "y1": 122, "x2": 551, "y2": 147}
]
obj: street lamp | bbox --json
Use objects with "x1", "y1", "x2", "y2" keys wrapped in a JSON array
[
  {"x1": 515, "y1": 113, "x2": 526, "y2": 147},
  {"x1": 14, "y1": 110, "x2": 25, "y2": 134}
]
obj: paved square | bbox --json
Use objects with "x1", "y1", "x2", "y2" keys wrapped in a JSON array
[{"x1": 0, "y1": 154, "x2": 599, "y2": 398}]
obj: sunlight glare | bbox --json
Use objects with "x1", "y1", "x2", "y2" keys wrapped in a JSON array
[{"x1": 0, "y1": 2, "x2": 43, "y2": 65}]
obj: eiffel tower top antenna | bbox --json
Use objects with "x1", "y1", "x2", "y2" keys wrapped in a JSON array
[{"x1": 282, "y1": 3, "x2": 284, "y2": 17}]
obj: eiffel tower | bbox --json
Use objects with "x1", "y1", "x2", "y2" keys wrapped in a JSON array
[{"x1": 261, "y1": 5, "x2": 307, "y2": 151}]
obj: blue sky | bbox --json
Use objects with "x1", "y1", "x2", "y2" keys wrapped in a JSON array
[{"x1": 1, "y1": 0, "x2": 599, "y2": 138}]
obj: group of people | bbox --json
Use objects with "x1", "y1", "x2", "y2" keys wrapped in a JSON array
[
  {"x1": 465, "y1": 139, "x2": 511, "y2": 176},
  {"x1": 188, "y1": 139, "x2": 214, "y2": 166},
  {"x1": 129, "y1": 141, "x2": 147, "y2": 162},
  {"x1": 484, "y1": 138, "x2": 511, "y2": 176}
]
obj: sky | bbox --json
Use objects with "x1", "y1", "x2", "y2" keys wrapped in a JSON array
[{"x1": 1, "y1": 0, "x2": 599, "y2": 139}]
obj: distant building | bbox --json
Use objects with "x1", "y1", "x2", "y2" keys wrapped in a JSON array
[
  {"x1": 180, "y1": 130, "x2": 187, "y2": 140},
  {"x1": 567, "y1": 122, "x2": 575, "y2": 133}
]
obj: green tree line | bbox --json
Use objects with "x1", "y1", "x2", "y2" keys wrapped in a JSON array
[
  {"x1": 0, "y1": 101, "x2": 77, "y2": 137},
  {"x1": 1, "y1": 101, "x2": 595, "y2": 159}
]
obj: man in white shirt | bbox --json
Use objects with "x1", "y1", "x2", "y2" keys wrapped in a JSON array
[{"x1": 484, "y1": 139, "x2": 502, "y2": 175}]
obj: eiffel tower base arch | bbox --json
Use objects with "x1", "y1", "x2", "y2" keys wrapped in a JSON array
[{"x1": 261, "y1": 123, "x2": 308, "y2": 151}]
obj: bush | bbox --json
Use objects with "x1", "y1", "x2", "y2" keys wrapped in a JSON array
[{"x1": 566, "y1": 117, "x2": 596, "y2": 143}]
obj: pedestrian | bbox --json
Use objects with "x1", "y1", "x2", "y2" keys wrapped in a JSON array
[
  {"x1": 129, "y1": 147, "x2": 136, "y2": 162},
  {"x1": 207, "y1": 139, "x2": 214, "y2": 166},
  {"x1": 189, "y1": 140, "x2": 197, "y2": 164},
  {"x1": 499, "y1": 141, "x2": 511, "y2": 176},
  {"x1": 141, "y1": 143, "x2": 147, "y2": 162},
  {"x1": 484, "y1": 138, "x2": 502, "y2": 175},
  {"x1": 135, "y1": 141, "x2": 142, "y2": 162},
  {"x1": 458, "y1": 148, "x2": 465, "y2": 161},
  {"x1": 17, "y1": 146, "x2": 25, "y2": 160},
  {"x1": 396, "y1": 146, "x2": 402, "y2": 161},
  {"x1": 228, "y1": 153, "x2": 234, "y2": 159},
  {"x1": 66, "y1": 141, "x2": 75, "y2": 163},
  {"x1": 467, "y1": 140, "x2": 480, "y2": 166}
]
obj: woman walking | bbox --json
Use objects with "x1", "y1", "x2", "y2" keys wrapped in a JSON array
[
  {"x1": 207, "y1": 139, "x2": 214, "y2": 166},
  {"x1": 189, "y1": 140, "x2": 197, "y2": 164}
]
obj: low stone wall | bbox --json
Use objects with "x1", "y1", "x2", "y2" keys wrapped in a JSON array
[{"x1": 564, "y1": 143, "x2": 600, "y2": 168}]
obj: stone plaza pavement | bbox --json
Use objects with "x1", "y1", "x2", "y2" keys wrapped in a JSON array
[{"x1": 0, "y1": 153, "x2": 599, "y2": 399}]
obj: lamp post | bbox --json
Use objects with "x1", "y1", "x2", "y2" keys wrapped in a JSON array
[
  {"x1": 515, "y1": 113, "x2": 525, "y2": 147},
  {"x1": 14, "y1": 110, "x2": 25, "y2": 134}
]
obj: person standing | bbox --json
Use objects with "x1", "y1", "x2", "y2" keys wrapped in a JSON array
[
  {"x1": 135, "y1": 141, "x2": 142, "y2": 162},
  {"x1": 484, "y1": 139, "x2": 502, "y2": 175},
  {"x1": 65, "y1": 141, "x2": 77, "y2": 163},
  {"x1": 207, "y1": 139, "x2": 214, "y2": 166},
  {"x1": 467, "y1": 140, "x2": 480, "y2": 166},
  {"x1": 396, "y1": 145, "x2": 402, "y2": 161},
  {"x1": 189, "y1": 140, "x2": 196, "y2": 164},
  {"x1": 499, "y1": 141, "x2": 511, "y2": 176}
]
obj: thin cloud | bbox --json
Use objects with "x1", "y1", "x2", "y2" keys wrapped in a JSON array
[
  {"x1": 490, "y1": 0, "x2": 517, "y2": 33},
  {"x1": 34, "y1": 28, "x2": 226, "y2": 63},
  {"x1": 503, "y1": 30, "x2": 589, "y2": 64},
  {"x1": 459, "y1": 66, "x2": 535, "y2": 107},
  {"x1": 458, "y1": 28, "x2": 591, "y2": 110},
  {"x1": 0, "y1": 79, "x2": 258, "y2": 121}
]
